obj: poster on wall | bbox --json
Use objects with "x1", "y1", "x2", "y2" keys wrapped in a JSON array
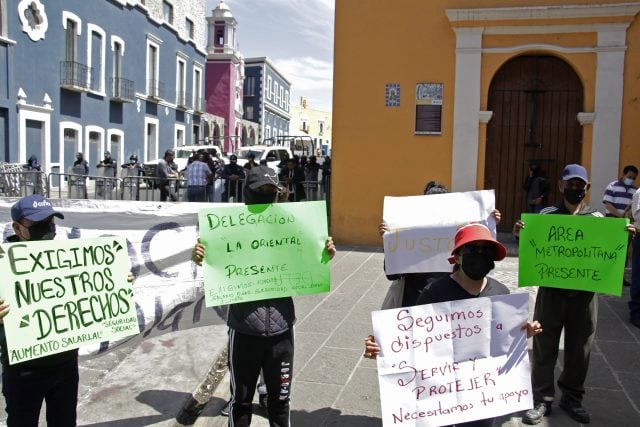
[{"x1": 415, "y1": 83, "x2": 443, "y2": 135}]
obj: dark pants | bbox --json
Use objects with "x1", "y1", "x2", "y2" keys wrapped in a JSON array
[
  {"x1": 228, "y1": 328, "x2": 293, "y2": 427},
  {"x1": 2, "y1": 357, "x2": 79, "y2": 427},
  {"x1": 531, "y1": 287, "x2": 597, "y2": 405},
  {"x1": 187, "y1": 185, "x2": 207, "y2": 202},
  {"x1": 630, "y1": 234, "x2": 640, "y2": 319},
  {"x1": 222, "y1": 182, "x2": 243, "y2": 203},
  {"x1": 159, "y1": 181, "x2": 177, "y2": 202}
]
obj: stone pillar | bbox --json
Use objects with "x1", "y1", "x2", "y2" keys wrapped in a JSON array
[
  {"x1": 451, "y1": 27, "x2": 483, "y2": 192},
  {"x1": 590, "y1": 24, "x2": 629, "y2": 206}
]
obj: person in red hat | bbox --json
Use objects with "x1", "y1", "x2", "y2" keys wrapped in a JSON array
[
  {"x1": 364, "y1": 222, "x2": 542, "y2": 426},
  {"x1": 378, "y1": 182, "x2": 503, "y2": 307}
]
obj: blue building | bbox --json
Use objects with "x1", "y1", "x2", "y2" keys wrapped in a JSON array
[
  {"x1": 0, "y1": 0, "x2": 206, "y2": 177},
  {"x1": 243, "y1": 57, "x2": 291, "y2": 144}
]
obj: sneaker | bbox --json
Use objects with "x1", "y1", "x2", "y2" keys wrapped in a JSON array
[
  {"x1": 523, "y1": 402, "x2": 552, "y2": 425},
  {"x1": 559, "y1": 400, "x2": 590, "y2": 424},
  {"x1": 630, "y1": 316, "x2": 640, "y2": 329},
  {"x1": 220, "y1": 399, "x2": 231, "y2": 417},
  {"x1": 259, "y1": 393, "x2": 268, "y2": 410}
]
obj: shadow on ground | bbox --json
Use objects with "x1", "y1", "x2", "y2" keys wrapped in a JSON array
[{"x1": 79, "y1": 389, "x2": 192, "y2": 427}]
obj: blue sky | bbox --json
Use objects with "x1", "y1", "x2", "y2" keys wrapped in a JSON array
[{"x1": 205, "y1": 0, "x2": 335, "y2": 111}]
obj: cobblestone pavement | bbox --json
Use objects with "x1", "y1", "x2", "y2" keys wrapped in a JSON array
[{"x1": 197, "y1": 244, "x2": 640, "y2": 427}]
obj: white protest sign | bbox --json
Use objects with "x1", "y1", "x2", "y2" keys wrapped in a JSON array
[
  {"x1": 0, "y1": 237, "x2": 138, "y2": 364},
  {"x1": 382, "y1": 190, "x2": 496, "y2": 275},
  {"x1": 0, "y1": 198, "x2": 229, "y2": 357},
  {"x1": 372, "y1": 293, "x2": 532, "y2": 426}
]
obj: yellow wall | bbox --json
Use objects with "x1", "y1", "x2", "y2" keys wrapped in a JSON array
[{"x1": 332, "y1": 0, "x2": 640, "y2": 245}]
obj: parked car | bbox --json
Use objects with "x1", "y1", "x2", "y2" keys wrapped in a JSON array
[{"x1": 234, "y1": 145, "x2": 292, "y2": 172}]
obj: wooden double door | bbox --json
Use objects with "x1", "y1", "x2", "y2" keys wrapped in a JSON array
[{"x1": 484, "y1": 55, "x2": 584, "y2": 231}]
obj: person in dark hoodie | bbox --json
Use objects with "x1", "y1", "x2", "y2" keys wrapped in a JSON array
[
  {"x1": 0, "y1": 195, "x2": 78, "y2": 426},
  {"x1": 193, "y1": 165, "x2": 336, "y2": 426}
]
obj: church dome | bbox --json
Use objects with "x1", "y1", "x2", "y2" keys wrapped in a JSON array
[{"x1": 212, "y1": 1, "x2": 234, "y2": 19}]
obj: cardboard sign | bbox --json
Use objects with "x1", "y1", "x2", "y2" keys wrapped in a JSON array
[
  {"x1": 518, "y1": 214, "x2": 628, "y2": 296},
  {"x1": 372, "y1": 293, "x2": 532, "y2": 426},
  {"x1": 198, "y1": 201, "x2": 330, "y2": 306},
  {"x1": 0, "y1": 198, "x2": 232, "y2": 358},
  {"x1": 0, "y1": 237, "x2": 137, "y2": 364},
  {"x1": 383, "y1": 191, "x2": 496, "y2": 275}
]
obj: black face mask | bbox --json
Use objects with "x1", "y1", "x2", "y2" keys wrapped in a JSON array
[
  {"x1": 564, "y1": 188, "x2": 586, "y2": 204},
  {"x1": 461, "y1": 253, "x2": 495, "y2": 280},
  {"x1": 27, "y1": 221, "x2": 56, "y2": 241}
]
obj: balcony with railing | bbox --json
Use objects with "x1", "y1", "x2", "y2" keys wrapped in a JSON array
[
  {"x1": 60, "y1": 61, "x2": 92, "y2": 91},
  {"x1": 110, "y1": 77, "x2": 135, "y2": 103},
  {"x1": 146, "y1": 79, "x2": 165, "y2": 100},
  {"x1": 176, "y1": 90, "x2": 191, "y2": 110}
]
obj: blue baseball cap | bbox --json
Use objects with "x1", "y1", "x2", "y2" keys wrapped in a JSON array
[
  {"x1": 11, "y1": 195, "x2": 64, "y2": 223},
  {"x1": 562, "y1": 164, "x2": 589, "y2": 183}
]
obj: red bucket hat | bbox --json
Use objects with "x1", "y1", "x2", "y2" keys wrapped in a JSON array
[{"x1": 448, "y1": 223, "x2": 507, "y2": 264}]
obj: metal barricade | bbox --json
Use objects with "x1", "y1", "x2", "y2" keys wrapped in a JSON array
[
  {"x1": 121, "y1": 175, "x2": 187, "y2": 202},
  {"x1": 95, "y1": 167, "x2": 119, "y2": 200},
  {"x1": 3, "y1": 168, "x2": 332, "y2": 205},
  {"x1": 0, "y1": 169, "x2": 48, "y2": 197},
  {"x1": 47, "y1": 171, "x2": 121, "y2": 200}
]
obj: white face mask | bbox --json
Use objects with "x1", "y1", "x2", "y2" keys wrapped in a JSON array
[{"x1": 624, "y1": 177, "x2": 635, "y2": 186}]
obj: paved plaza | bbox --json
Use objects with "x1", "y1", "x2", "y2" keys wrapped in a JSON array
[{"x1": 2, "y1": 242, "x2": 639, "y2": 426}]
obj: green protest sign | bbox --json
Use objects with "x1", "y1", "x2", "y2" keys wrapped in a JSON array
[
  {"x1": 518, "y1": 213, "x2": 629, "y2": 296},
  {"x1": 0, "y1": 237, "x2": 138, "y2": 365},
  {"x1": 198, "y1": 201, "x2": 330, "y2": 307}
]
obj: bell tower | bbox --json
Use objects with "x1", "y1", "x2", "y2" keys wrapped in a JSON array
[{"x1": 205, "y1": 0, "x2": 245, "y2": 153}]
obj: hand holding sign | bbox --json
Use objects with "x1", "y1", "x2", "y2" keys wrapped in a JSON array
[
  {"x1": 0, "y1": 237, "x2": 138, "y2": 365},
  {"x1": 198, "y1": 201, "x2": 331, "y2": 307},
  {"x1": 372, "y1": 293, "x2": 532, "y2": 426},
  {"x1": 382, "y1": 190, "x2": 497, "y2": 275},
  {"x1": 518, "y1": 214, "x2": 629, "y2": 295}
]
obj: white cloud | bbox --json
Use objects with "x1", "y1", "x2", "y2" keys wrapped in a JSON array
[
  {"x1": 273, "y1": 56, "x2": 333, "y2": 111},
  {"x1": 206, "y1": 1, "x2": 335, "y2": 110},
  {"x1": 274, "y1": 57, "x2": 333, "y2": 91}
]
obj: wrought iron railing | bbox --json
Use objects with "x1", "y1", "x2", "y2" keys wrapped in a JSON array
[
  {"x1": 110, "y1": 77, "x2": 135, "y2": 102},
  {"x1": 147, "y1": 79, "x2": 165, "y2": 99},
  {"x1": 60, "y1": 61, "x2": 92, "y2": 90}
]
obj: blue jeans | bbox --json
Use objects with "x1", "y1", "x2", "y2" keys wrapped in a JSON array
[{"x1": 629, "y1": 234, "x2": 640, "y2": 319}]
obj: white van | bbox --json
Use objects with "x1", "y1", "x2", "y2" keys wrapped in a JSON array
[{"x1": 234, "y1": 145, "x2": 292, "y2": 172}]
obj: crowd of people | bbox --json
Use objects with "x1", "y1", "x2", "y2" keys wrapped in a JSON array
[
  {"x1": 48, "y1": 148, "x2": 331, "y2": 204},
  {"x1": 0, "y1": 161, "x2": 637, "y2": 426},
  {"x1": 365, "y1": 163, "x2": 636, "y2": 426}
]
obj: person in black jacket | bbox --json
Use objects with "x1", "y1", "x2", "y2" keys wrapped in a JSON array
[
  {"x1": 365, "y1": 223, "x2": 542, "y2": 427},
  {"x1": 193, "y1": 166, "x2": 336, "y2": 426},
  {"x1": 0, "y1": 195, "x2": 78, "y2": 427},
  {"x1": 221, "y1": 155, "x2": 246, "y2": 203},
  {"x1": 279, "y1": 158, "x2": 306, "y2": 202},
  {"x1": 72, "y1": 152, "x2": 89, "y2": 175}
]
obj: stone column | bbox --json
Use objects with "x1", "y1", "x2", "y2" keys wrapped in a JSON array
[
  {"x1": 590, "y1": 24, "x2": 629, "y2": 205},
  {"x1": 451, "y1": 27, "x2": 483, "y2": 192}
]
